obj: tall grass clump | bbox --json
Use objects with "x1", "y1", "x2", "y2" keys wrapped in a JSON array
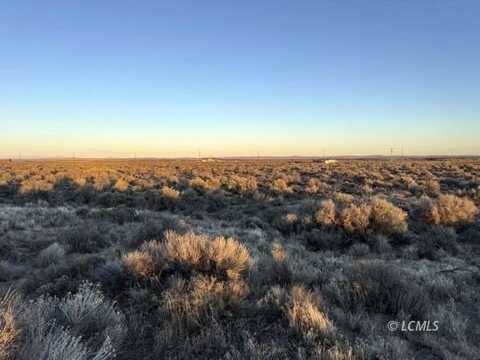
[
  {"x1": 287, "y1": 286, "x2": 333, "y2": 336},
  {"x1": 261, "y1": 285, "x2": 332, "y2": 338},
  {"x1": 162, "y1": 274, "x2": 249, "y2": 329}
]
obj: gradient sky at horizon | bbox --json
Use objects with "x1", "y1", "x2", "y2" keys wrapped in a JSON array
[{"x1": 1, "y1": 0, "x2": 479, "y2": 158}]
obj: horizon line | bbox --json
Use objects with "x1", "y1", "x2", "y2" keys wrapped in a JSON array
[{"x1": 2, "y1": 154, "x2": 480, "y2": 161}]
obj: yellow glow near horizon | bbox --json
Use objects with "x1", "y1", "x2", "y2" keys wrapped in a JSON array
[{"x1": 1, "y1": 132, "x2": 479, "y2": 158}]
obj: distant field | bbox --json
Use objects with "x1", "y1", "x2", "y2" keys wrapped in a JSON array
[{"x1": 0, "y1": 158, "x2": 479, "y2": 359}]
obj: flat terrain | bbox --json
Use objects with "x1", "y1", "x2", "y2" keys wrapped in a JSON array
[{"x1": 0, "y1": 158, "x2": 479, "y2": 359}]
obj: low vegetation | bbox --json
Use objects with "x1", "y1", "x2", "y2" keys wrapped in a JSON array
[{"x1": 0, "y1": 158, "x2": 479, "y2": 358}]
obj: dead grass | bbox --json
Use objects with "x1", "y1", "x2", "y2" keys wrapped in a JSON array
[
  {"x1": 162, "y1": 275, "x2": 249, "y2": 328},
  {"x1": 287, "y1": 286, "x2": 333, "y2": 336}
]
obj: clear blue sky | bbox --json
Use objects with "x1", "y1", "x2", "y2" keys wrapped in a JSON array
[{"x1": 1, "y1": 0, "x2": 479, "y2": 157}]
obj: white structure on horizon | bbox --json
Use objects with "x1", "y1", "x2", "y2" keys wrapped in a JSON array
[{"x1": 325, "y1": 159, "x2": 338, "y2": 165}]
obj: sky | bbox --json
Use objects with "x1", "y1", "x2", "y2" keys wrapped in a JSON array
[{"x1": 1, "y1": 0, "x2": 479, "y2": 158}]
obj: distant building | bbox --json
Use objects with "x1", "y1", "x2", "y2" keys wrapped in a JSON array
[{"x1": 325, "y1": 159, "x2": 338, "y2": 165}]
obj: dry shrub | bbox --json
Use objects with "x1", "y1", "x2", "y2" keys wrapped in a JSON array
[
  {"x1": 401, "y1": 175, "x2": 417, "y2": 190},
  {"x1": 205, "y1": 178, "x2": 221, "y2": 190},
  {"x1": 20, "y1": 324, "x2": 92, "y2": 360},
  {"x1": 272, "y1": 178, "x2": 290, "y2": 193},
  {"x1": 328, "y1": 263, "x2": 430, "y2": 319},
  {"x1": 262, "y1": 286, "x2": 332, "y2": 337},
  {"x1": 63, "y1": 225, "x2": 106, "y2": 254},
  {"x1": 162, "y1": 275, "x2": 248, "y2": 328},
  {"x1": 207, "y1": 237, "x2": 251, "y2": 280},
  {"x1": 369, "y1": 197, "x2": 408, "y2": 234},
  {"x1": 19, "y1": 179, "x2": 53, "y2": 193},
  {"x1": 140, "y1": 240, "x2": 165, "y2": 266},
  {"x1": 285, "y1": 213, "x2": 298, "y2": 224},
  {"x1": 425, "y1": 179, "x2": 441, "y2": 197},
  {"x1": 303, "y1": 215, "x2": 313, "y2": 225},
  {"x1": 305, "y1": 178, "x2": 323, "y2": 194},
  {"x1": 37, "y1": 242, "x2": 65, "y2": 267},
  {"x1": 419, "y1": 196, "x2": 441, "y2": 224},
  {"x1": 340, "y1": 198, "x2": 407, "y2": 235},
  {"x1": 287, "y1": 286, "x2": 332, "y2": 336},
  {"x1": 276, "y1": 213, "x2": 300, "y2": 234},
  {"x1": 257, "y1": 244, "x2": 293, "y2": 286},
  {"x1": 189, "y1": 177, "x2": 208, "y2": 191},
  {"x1": 420, "y1": 194, "x2": 478, "y2": 225},
  {"x1": 315, "y1": 199, "x2": 336, "y2": 226},
  {"x1": 0, "y1": 290, "x2": 19, "y2": 360},
  {"x1": 163, "y1": 231, "x2": 209, "y2": 269},
  {"x1": 73, "y1": 176, "x2": 87, "y2": 187},
  {"x1": 340, "y1": 204, "x2": 371, "y2": 234},
  {"x1": 113, "y1": 178, "x2": 129, "y2": 192},
  {"x1": 93, "y1": 176, "x2": 111, "y2": 191},
  {"x1": 123, "y1": 250, "x2": 155, "y2": 279},
  {"x1": 161, "y1": 186, "x2": 180, "y2": 200},
  {"x1": 417, "y1": 225, "x2": 460, "y2": 259},
  {"x1": 242, "y1": 176, "x2": 258, "y2": 192},
  {"x1": 18, "y1": 282, "x2": 124, "y2": 360},
  {"x1": 271, "y1": 243, "x2": 286, "y2": 263},
  {"x1": 163, "y1": 231, "x2": 251, "y2": 280},
  {"x1": 19, "y1": 320, "x2": 116, "y2": 360},
  {"x1": 225, "y1": 175, "x2": 257, "y2": 193},
  {"x1": 158, "y1": 233, "x2": 251, "y2": 343},
  {"x1": 312, "y1": 344, "x2": 356, "y2": 360},
  {"x1": 123, "y1": 240, "x2": 168, "y2": 280},
  {"x1": 334, "y1": 192, "x2": 354, "y2": 205},
  {"x1": 57, "y1": 282, "x2": 126, "y2": 348}
]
